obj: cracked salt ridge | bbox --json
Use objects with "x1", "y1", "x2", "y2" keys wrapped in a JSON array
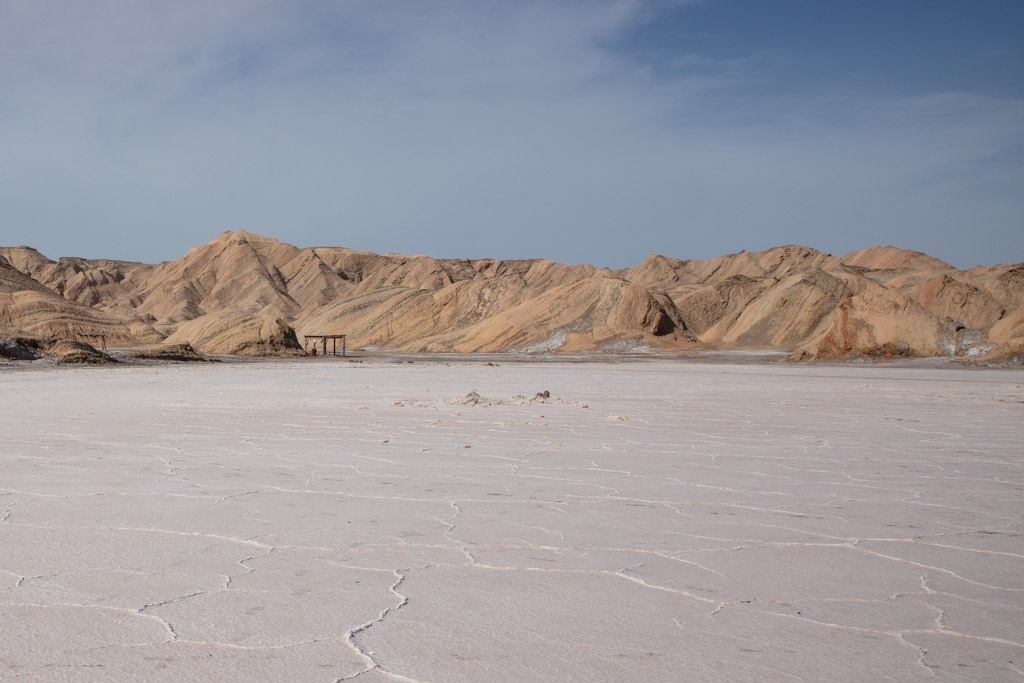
[
  {"x1": 338, "y1": 571, "x2": 418, "y2": 682},
  {"x1": 0, "y1": 361, "x2": 1022, "y2": 680}
]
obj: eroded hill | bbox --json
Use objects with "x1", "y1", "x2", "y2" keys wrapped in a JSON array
[{"x1": 1, "y1": 231, "x2": 1021, "y2": 361}]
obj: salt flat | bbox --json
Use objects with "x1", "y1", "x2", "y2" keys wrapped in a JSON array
[{"x1": 0, "y1": 358, "x2": 1022, "y2": 682}]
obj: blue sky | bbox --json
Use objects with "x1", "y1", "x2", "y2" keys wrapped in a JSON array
[{"x1": 0, "y1": 0, "x2": 1021, "y2": 268}]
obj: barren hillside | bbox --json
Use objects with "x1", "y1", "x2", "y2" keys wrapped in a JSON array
[{"x1": 1, "y1": 231, "x2": 1021, "y2": 361}]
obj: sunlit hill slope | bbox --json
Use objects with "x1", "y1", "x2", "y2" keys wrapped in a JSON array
[{"x1": 2, "y1": 231, "x2": 1022, "y2": 362}]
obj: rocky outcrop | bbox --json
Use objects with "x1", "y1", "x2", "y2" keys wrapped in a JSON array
[
  {"x1": 126, "y1": 342, "x2": 210, "y2": 362},
  {"x1": 793, "y1": 284, "x2": 954, "y2": 360},
  {"x1": 164, "y1": 310, "x2": 305, "y2": 356},
  {"x1": 980, "y1": 310, "x2": 1024, "y2": 362},
  {"x1": 704, "y1": 269, "x2": 853, "y2": 348},
  {"x1": 0, "y1": 337, "x2": 116, "y2": 364},
  {"x1": 917, "y1": 275, "x2": 1005, "y2": 329}
]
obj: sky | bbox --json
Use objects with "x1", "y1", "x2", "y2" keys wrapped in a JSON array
[{"x1": 1, "y1": 0, "x2": 1022, "y2": 268}]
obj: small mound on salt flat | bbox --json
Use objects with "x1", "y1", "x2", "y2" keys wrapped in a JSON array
[
  {"x1": 447, "y1": 390, "x2": 586, "y2": 408},
  {"x1": 451, "y1": 391, "x2": 492, "y2": 406},
  {"x1": 126, "y1": 342, "x2": 212, "y2": 362}
]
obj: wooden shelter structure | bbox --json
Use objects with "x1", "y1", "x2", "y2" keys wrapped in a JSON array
[{"x1": 303, "y1": 334, "x2": 347, "y2": 357}]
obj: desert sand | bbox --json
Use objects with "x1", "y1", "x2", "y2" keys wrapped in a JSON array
[{"x1": 1, "y1": 358, "x2": 1021, "y2": 681}]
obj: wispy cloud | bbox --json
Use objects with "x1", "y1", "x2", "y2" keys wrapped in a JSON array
[{"x1": 0, "y1": 0, "x2": 1021, "y2": 267}]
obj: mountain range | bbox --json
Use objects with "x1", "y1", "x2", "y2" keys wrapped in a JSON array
[{"x1": 2, "y1": 231, "x2": 1022, "y2": 362}]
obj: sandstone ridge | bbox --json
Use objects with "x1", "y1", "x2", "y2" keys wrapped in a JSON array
[{"x1": 1, "y1": 232, "x2": 1020, "y2": 361}]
